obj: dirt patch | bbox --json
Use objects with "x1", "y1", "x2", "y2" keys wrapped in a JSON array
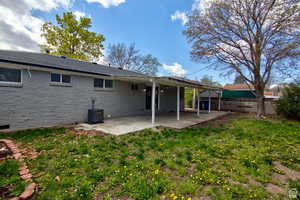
[
  {"x1": 192, "y1": 112, "x2": 248, "y2": 128},
  {"x1": 266, "y1": 183, "x2": 286, "y2": 195},
  {"x1": 228, "y1": 178, "x2": 249, "y2": 188},
  {"x1": 0, "y1": 185, "x2": 12, "y2": 199},
  {"x1": 273, "y1": 162, "x2": 300, "y2": 180},
  {"x1": 95, "y1": 185, "x2": 130, "y2": 200},
  {"x1": 247, "y1": 176, "x2": 263, "y2": 187},
  {"x1": 66, "y1": 129, "x2": 105, "y2": 136},
  {"x1": 265, "y1": 162, "x2": 300, "y2": 197},
  {"x1": 271, "y1": 173, "x2": 289, "y2": 185}
]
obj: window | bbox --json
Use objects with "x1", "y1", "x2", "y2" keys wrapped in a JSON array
[
  {"x1": 51, "y1": 73, "x2": 71, "y2": 83},
  {"x1": 94, "y1": 78, "x2": 104, "y2": 88},
  {"x1": 51, "y1": 73, "x2": 60, "y2": 82},
  {"x1": 62, "y1": 75, "x2": 71, "y2": 83},
  {"x1": 0, "y1": 124, "x2": 10, "y2": 130},
  {"x1": 131, "y1": 83, "x2": 138, "y2": 91},
  {"x1": 94, "y1": 78, "x2": 113, "y2": 89},
  {"x1": 105, "y1": 80, "x2": 113, "y2": 88},
  {"x1": 0, "y1": 68, "x2": 21, "y2": 83}
]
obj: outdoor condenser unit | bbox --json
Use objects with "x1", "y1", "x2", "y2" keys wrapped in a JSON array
[{"x1": 88, "y1": 98, "x2": 104, "y2": 124}]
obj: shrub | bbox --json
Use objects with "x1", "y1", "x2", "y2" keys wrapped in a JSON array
[{"x1": 276, "y1": 83, "x2": 300, "y2": 119}]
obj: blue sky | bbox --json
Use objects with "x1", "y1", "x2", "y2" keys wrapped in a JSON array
[{"x1": 0, "y1": 0, "x2": 233, "y2": 84}]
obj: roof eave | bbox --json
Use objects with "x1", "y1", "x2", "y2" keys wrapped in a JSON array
[{"x1": 0, "y1": 59, "x2": 111, "y2": 77}]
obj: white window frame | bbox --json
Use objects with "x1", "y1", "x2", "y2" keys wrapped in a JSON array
[
  {"x1": 50, "y1": 73, "x2": 72, "y2": 84},
  {"x1": 0, "y1": 67, "x2": 22, "y2": 86},
  {"x1": 94, "y1": 78, "x2": 114, "y2": 90}
]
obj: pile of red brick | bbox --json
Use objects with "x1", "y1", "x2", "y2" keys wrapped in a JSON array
[{"x1": 0, "y1": 139, "x2": 36, "y2": 200}]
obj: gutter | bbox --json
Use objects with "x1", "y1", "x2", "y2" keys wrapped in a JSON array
[{"x1": 0, "y1": 59, "x2": 111, "y2": 77}]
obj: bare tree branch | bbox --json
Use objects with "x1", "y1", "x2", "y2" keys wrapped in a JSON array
[{"x1": 184, "y1": 0, "x2": 300, "y2": 116}]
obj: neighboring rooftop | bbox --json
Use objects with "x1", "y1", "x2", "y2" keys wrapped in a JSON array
[
  {"x1": 224, "y1": 84, "x2": 254, "y2": 90},
  {"x1": 0, "y1": 50, "x2": 147, "y2": 77}
]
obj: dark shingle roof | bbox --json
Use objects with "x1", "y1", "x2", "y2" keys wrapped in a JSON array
[{"x1": 0, "y1": 50, "x2": 147, "y2": 77}]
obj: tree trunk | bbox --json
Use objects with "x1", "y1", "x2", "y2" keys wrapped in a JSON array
[{"x1": 256, "y1": 90, "x2": 265, "y2": 117}]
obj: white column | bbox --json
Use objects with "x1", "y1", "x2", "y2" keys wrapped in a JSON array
[
  {"x1": 208, "y1": 90, "x2": 211, "y2": 113},
  {"x1": 177, "y1": 86, "x2": 180, "y2": 121},
  {"x1": 218, "y1": 90, "x2": 222, "y2": 111},
  {"x1": 152, "y1": 80, "x2": 156, "y2": 127},
  {"x1": 158, "y1": 86, "x2": 160, "y2": 111},
  {"x1": 192, "y1": 88, "x2": 196, "y2": 110},
  {"x1": 197, "y1": 89, "x2": 200, "y2": 116}
]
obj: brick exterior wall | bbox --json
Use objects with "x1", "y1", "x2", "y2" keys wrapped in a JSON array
[{"x1": 0, "y1": 64, "x2": 183, "y2": 130}]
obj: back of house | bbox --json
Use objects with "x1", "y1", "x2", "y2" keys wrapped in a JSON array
[{"x1": 0, "y1": 50, "x2": 184, "y2": 131}]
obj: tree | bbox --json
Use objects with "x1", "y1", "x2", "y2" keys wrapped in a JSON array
[
  {"x1": 41, "y1": 12, "x2": 105, "y2": 61},
  {"x1": 234, "y1": 75, "x2": 245, "y2": 84},
  {"x1": 276, "y1": 82, "x2": 300, "y2": 119},
  {"x1": 184, "y1": 0, "x2": 300, "y2": 116},
  {"x1": 106, "y1": 43, "x2": 161, "y2": 75},
  {"x1": 135, "y1": 54, "x2": 161, "y2": 75},
  {"x1": 200, "y1": 75, "x2": 221, "y2": 86}
]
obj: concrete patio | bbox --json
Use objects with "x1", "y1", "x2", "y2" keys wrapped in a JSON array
[{"x1": 76, "y1": 111, "x2": 229, "y2": 135}]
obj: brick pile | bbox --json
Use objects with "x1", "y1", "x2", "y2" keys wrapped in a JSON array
[{"x1": 0, "y1": 139, "x2": 36, "y2": 200}]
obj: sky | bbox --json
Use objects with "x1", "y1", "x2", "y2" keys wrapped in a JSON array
[{"x1": 0, "y1": 0, "x2": 233, "y2": 84}]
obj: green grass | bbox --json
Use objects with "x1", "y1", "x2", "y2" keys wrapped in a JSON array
[
  {"x1": 0, "y1": 116, "x2": 299, "y2": 199},
  {"x1": 0, "y1": 160, "x2": 27, "y2": 198}
]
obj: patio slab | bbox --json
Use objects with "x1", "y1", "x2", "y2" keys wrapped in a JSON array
[{"x1": 76, "y1": 111, "x2": 229, "y2": 135}]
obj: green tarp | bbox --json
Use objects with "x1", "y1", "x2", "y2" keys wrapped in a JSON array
[{"x1": 222, "y1": 90, "x2": 256, "y2": 98}]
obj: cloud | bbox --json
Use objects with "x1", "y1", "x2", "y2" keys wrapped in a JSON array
[
  {"x1": 86, "y1": 0, "x2": 126, "y2": 8},
  {"x1": 74, "y1": 10, "x2": 86, "y2": 20},
  {"x1": 171, "y1": 11, "x2": 188, "y2": 25},
  {"x1": 192, "y1": 0, "x2": 214, "y2": 12},
  {"x1": 163, "y1": 63, "x2": 187, "y2": 77},
  {"x1": 0, "y1": 0, "x2": 73, "y2": 52}
]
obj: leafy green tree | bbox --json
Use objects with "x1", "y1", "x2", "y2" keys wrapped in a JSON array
[
  {"x1": 41, "y1": 12, "x2": 105, "y2": 61},
  {"x1": 277, "y1": 83, "x2": 300, "y2": 119}
]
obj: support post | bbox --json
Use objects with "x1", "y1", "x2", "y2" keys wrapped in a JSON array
[
  {"x1": 158, "y1": 85, "x2": 160, "y2": 111},
  {"x1": 177, "y1": 86, "x2": 180, "y2": 121},
  {"x1": 152, "y1": 80, "x2": 156, "y2": 127},
  {"x1": 208, "y1": 90, "x2": 211, "y2": 113},
  {"x1": 192, "y1": 88, "x2": 196, "y2": 110},
  {"x1": 197, "y1": 89, "x2": 200, "y2": 117},
  {"x1": 218, "y1": 90, "x2": 222, "y2": 111}
]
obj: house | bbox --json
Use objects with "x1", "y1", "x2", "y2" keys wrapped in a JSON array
[{"x1": 0, "y1": 50, "x2": 221, "y2": 131}]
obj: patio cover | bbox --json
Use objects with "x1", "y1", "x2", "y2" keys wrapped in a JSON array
[
  {"x1": 114, "y1": 75, "x2": 223, "y2": 127},
  {"x1": 114, "y1": 75, "x2": 223, "y2": 90}
]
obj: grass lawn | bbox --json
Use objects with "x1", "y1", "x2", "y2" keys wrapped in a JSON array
[{"x1": 0, "y1": 114, "x2": 300, "y2": 200}]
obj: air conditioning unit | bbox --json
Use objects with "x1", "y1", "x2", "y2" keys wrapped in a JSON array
[{"x1": 88, "y1": 109, "x2": 104, "y2": 124}]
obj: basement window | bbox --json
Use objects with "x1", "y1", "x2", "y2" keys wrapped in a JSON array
[{"x1": 0, "y1": 125, "x2": 10, "y2": 130}]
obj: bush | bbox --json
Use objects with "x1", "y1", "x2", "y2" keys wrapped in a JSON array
[
  {"x1": 276, "y1": 83, "x2": 300, "y2": 119},
  {"x1": 185, "y1": 88, "x2": 194, "y2": 108}
]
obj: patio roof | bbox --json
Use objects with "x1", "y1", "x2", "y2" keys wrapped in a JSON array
[{"x1": 114, "y1": 76, "x2": 223, "y2": 90}]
